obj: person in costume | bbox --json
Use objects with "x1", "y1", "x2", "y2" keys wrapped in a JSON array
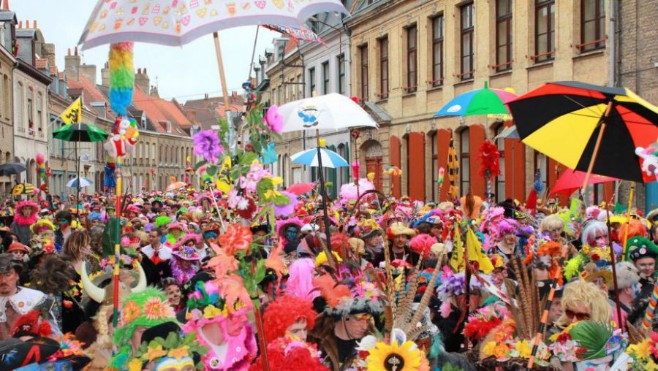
[
  {"x1": 11, "y1": 200, "x2": 38, "y2": 246},
  {"x1": 627, "y1": 236, "x2": 658, "y2": 302},
  {"x1": 359, "y1": 219, "x2": 384, "y2": 266},
  {"x1": 7, "y1": 241, "x2": 29, "y2": 263},
  {"x1": 309, "y1": 273, "x2": 385, "y2": 370},
  {"x1": 181, "y1": 280, "x2": 257, "y2": 370},
  {"x1": 386, "y1": 221, "x2": 419, "y2": 266},
  {"x1": 492, "y1": 218, "x2": 520, "y2": 263},
  {"x1": 170, "y1": 245, "x2": 201, "y2": 286},
  {"x1": 160, "y1": 277, "x2": 185, "y2": 313},
  {"x1": 163, "y1": 221, "x2": 186, "y2": 248},
  {"x1": 61, "y1": 230, "x2": 92, "y2": 275},
  {"x1": 142, "y1": 228, "x2": 172, "y2": 279},
  {"x1": 106, "y1": 288, "x2": 177, "y2": 370},
  {"x1": 0, "y1": 254, "x2": 58, "y2": 340},
  {"x1": 555, "y1": 280, "x2": 611, "y2": 329},
  {"x1": 608, "y1": 261, "x2": 640, "y2": 326},
  {"x1": 250, "y1": 295, "x2": 328, "y2": 371},
  {"x1": 54, "y1": 210, "x2": 74, "y2": 253}
]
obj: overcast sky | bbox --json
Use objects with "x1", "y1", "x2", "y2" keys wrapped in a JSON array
[{"x1": 10, "y1": 0, "x2": 279, "y2": 102}]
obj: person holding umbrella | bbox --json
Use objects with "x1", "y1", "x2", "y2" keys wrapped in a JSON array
[{"x1": 10, "y1": 201, "x2": 38, "y2": 247}]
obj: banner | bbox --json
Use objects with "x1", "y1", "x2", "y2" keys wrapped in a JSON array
[{"x1": 60, "y1": 97, "x2": 82, "y2": 125}]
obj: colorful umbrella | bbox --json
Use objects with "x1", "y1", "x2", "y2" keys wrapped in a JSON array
[
  {"x1": 263, "y1": 24, "x2": 323, "y2": 44},
  {"x1": 279, "y1": 93, "x2": 377, "y2": 133},
  {"x1": 78, "y1": 0, "x2": 347, "y2": 50},
  {"x1": 52, "y1": 123, "x2": 108, "y2": 142},
  {"x1": 435, "y1": 82, "x2": 517, "y2": 117},
  {"x1": 508, "y1": 81, "x2": 658, "y2": 183},
  {"x1": 291, "y1": 147, "x2": 349, "y2": 169},
  {"x1": 66, "y1": 177, "x2": 94, "y2": 189},
  {"x1": 166, "y1": 181, "x2": 187, "y2": 192},
  {"x1": 550, "y1": 169, "x2": 617, "y2": 196},
  {"x1": 287, "y1": 182, "x2": 317, "y2": 196}
]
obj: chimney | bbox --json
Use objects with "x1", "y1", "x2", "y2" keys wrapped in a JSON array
[
  {"x1": 64, "y1": 46, "x2": 81, "y2": 81},
  {"x1": 79, "y1": 63, "x2": 97, "y2": 85},
  {"x1": 2, "y1": 0, "x2": 9, "y2": 10},
  {"x1": 149, "y1": 85, "x2": 159, "y2": 98},
  {"x1": 18, "y1": 21, "x2": 22, "y2": 28},
  {"x1": 43, "y1": 43, "x2": 56, "y2": 70},
  {"x1": 135, "y1": 68, "x2": 150, "y2": 94},
  {"x1": 25, "y1": 20, "x2": 29, "y2": 29},
  {"x1": 33, "y1": 20, "x2": 37, "y2": 29},
  {"x1": 101, "y1": 62, "x2": 110, "y2": 87}
]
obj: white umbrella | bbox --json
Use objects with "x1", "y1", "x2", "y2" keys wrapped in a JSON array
[
  {"x1": 291, "y1": 147, "x2": 349, "y2": 168},
  {"x1": 279, "y1": 93, "x2": 378, "y2": 133},
  {"x1": 67, "y1": 177, "x2": 94, "y2": 189}
]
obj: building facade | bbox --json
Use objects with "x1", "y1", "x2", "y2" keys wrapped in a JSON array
[
  {"x1": 346, "y1": 0, "x2": 612, "y2": 203},
  {"x1": 0, "y1": 7, "x2": 16, "y2": 197}
]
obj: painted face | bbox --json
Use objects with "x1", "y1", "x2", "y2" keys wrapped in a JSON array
[
  {"x1": 503, "y1": 233, "x2": 517, "y2": 246},
  {"x1": 341, "y1": 314, "x2": 371, "y2": 340}
]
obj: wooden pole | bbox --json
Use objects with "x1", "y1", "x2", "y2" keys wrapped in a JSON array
[
  {"x1": 622, "y1": 182, "x2": 635, "y2": 259},
  {"x1": 213, "y1": 32, "x2": 232, "y2": 111}
]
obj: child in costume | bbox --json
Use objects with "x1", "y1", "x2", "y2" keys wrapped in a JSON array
[{"x1": 11, "y1": 200, "x2": 38, "y2": 246}]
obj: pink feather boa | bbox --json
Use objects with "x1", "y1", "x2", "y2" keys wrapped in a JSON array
[{"x1": 14, "y1": 201, "x2": 38, "y2": 226}]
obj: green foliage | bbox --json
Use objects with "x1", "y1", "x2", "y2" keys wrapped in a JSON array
[{"x1": 569, "y1": 321, "x2": 613, "y2": 360}]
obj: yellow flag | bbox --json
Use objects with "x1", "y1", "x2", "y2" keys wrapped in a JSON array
[
  {"x1": 60, "y1": 97, "x2": 82, "y2": 124},
  {"x1": 449, "y1": 223, "x2": 464, "y2": 272},
  {"x1": 216, "y1": 156, "x2": 232, "y2": 194},
  {"x1": 465, "y1": 227, "x2": 494, "y2": 274}
]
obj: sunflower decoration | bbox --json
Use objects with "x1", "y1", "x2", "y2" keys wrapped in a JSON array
[{"x1": 365, "y1": 339, "x2": 427, "y2": 371}]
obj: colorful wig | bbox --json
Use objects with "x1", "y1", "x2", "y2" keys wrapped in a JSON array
[
  {"x1": 581, "y1": 220, "x2": 608, "y2": 246},
  {"x1": 556, "y1": 280, "x2": 611, "y2": 329},
  {"x1": 494, "y1": 218, "x2": 520, "y2": 240},
  {"x1": 108, "y1": 42, "x2": 134, "y2": 116},
  {"x1": 286, "y1": 258, "x2": 320, "y2": 301},
  {"x1": 14, "y1": 200, "x2": 39, "y2": 225},
  {"x1": 262, "y1": 296, "x2": 317, "y2": 343}
]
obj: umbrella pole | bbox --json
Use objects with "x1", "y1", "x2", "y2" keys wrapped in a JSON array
[
  {"x1": 581, "y1": 101, "x2": 614, "y2": 194},
  {"x1": 605, "y1": 206, "x2": 624, "y2": 331},
  {"x1": 213, "y1": 32, "x2": 232, "y2": 119},
  {"x1": 622, "y1": 182, "x2": 636, "y2": 259},
  {"x1": 113, "y1": 156, "x2": 123, "y2": 329},
  {"x1": 315, "y1": 130, "x2": 335, "y2": 266},
  {"x1": 75, "y1": 141, "x2": 80, "y2": 218}
]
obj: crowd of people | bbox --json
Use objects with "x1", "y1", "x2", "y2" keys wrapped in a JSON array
[{"x1": 1, "y1": 185, "x2": 658, "y2": 370}]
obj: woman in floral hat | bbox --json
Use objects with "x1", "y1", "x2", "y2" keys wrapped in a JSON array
[{"x1": 169, "y1": 244, "x2": 201, "y2": 286}]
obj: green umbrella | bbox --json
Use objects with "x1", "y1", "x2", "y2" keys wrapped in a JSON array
[
  {"x1": 53, "y1": 123, "x2": 108, "y2": 142},
  {"x1": 53, "y1": 123, "x2": 109, "y2": 215}
]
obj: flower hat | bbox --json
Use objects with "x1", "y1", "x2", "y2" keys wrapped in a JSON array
[
  {"x1": 113, "y1": 288, "x2": 177, "y2": 347},
  {"x1": 313, "y1": 273, "x2": 385, "y2": 317},
  {"x1": 30, "y1": 219, "x2": 56, "y2": 234},
  {"x1": 128, "y1": 331, "x2": 207, "y2": 371},
  {"x1": 172, "y1": 246, "x2": 201, "y2": 261}
]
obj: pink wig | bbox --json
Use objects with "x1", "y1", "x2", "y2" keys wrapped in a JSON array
[
  {"x1": 494, "y1": 218, "x2": 520, "y2": 240},
  {"x1": 285, "y1": 258, "x2": 320, "y2": 301},
  {"x1": 14, "y1": 200, "x2": 39, "y2": 226}
]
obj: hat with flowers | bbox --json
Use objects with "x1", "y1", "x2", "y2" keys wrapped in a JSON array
[
  {"x1": 313, "y1": 273, "x2": 385, "y2": 317},
  {"x1": 113, "y1": 288, "x2": 178, "y2": 347}
]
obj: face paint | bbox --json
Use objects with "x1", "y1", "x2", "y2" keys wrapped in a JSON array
[{"x1": 285, "y1": 227, "x2": 298, "y2": 241}]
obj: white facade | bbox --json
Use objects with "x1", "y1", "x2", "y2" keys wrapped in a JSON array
[{"x1": 13, "y1": 66, "x2": 49, "y2": 186}]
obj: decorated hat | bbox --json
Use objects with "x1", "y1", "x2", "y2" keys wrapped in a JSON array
[
  {"x1": 129, "y1": 331, "x2": 206, "y2": 371},
  {"x1": 167, "y1": 221, "x2": 186, "y2": 232},
  {"x1": 7, "y1": 241, "x2": 29, "y2": 254},
  {"x1": 30, "y1": 219, "x2": 56, "y2": 234},
  {"x1": 387, "y1": 222, "x2": 417, "y2": 239},
  {"x1": 615, "y1": 261, "x2": 640, "y2": 289},
  {"x1": 174, "y1": 234, "x2": 202, "y2": 249},
  {"x1": 313, "y1": 273, "x2": 385, "y2": 317},
  {"x1": 15, "y1": 200, "x2": 39, "y2": 214},
  {"x1": 113, "y1": 288, "x2": 177, "y2": 346},
  {"x1": 172, "y1": 246, "x2": 201, "y2": 261},
  {"x1": 0, "y1": 337, "x2": 60, "y2": 370},
  {"x1": 155, "y1": 215, "x2": 172, "y2": 228},
  {"x1": 358, "y1": 219, "x2": 382, "y2": 240},
  {"x1": 627, "y1": 236, "x2": 658, "y2": 261}
]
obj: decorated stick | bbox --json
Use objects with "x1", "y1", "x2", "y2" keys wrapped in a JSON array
[
  {"x1": 642, "y1": 281, "x2": 658, "y2": 330},
  {"x1": 437, "y1": 167, "x2": 445, "y2": 199},
  {"x1": 622, "y1": 182, "x2": 635, "y2": 259}
]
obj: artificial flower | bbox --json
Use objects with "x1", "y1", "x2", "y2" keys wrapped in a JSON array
[
  {"x1": 128, "y1": 358, "x2": 143, "y2": 371},
  {"x1": 264, "y1": 105, "x2": 284, "y2": 134},
  {"x1": 265, "y1": 242, "x2": 287, "y2": 280},
  {"x1": 143, "y1": 297, "x2": 169, "y2": 320},
  {"x1": 141, "y1": 344, "x2": 167, "y2": 361},
  {"x1": 482, "y1": 341, "x2": 496, "y2": 357},
  {"x1": 193, "y1": 130, "x2": 223, "y2": 163},
  {"x1": 409, "y1": 234, "x2": 438, "y2": 258},
  {"x1": 218, "y1": 224, "x2": 253, "y2": 256},
  {"x1": 206, "y1": 248, "x2": 239, "y2": 280},
  {"x1": 515, "y1": 340, "x2": 531, "y2": 358},
  {"x1": 123, "y1": 301, "x2": 141, "y2": 324},
  {"x1": 493, "y1": 343, "x2": 510, "y2": 359},
  {"x1": 274, "y1": 191, "x2": 296, "y2": 217},
  {"x1": 168, "y1": 346, "x2": 190, "y2": 360},
  {"x1": 203, "y1": 305, "x2": 224, "y2": 319},
  {"x1": 365, "y1": 341, "x2": 423, "y2": 371},
  {"x1": 216, "y1": 274, "x2": 253, "y2": 311}
]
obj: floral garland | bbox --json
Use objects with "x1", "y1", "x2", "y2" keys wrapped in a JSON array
[
  {"x1": 481, "y1": 320, "x2": 551, "y2": 367},
  {"x1": 463, "y1": 302, "x2": 511, "y2": 341}
]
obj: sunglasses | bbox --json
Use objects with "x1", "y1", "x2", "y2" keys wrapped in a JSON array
[{"x1": 565, "y1": 308, "x2": 591, "y2": 321}]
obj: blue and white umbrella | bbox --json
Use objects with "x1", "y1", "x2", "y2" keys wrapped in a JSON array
[
  {"x1": 67, "y1": 177, "x2": 94, "y2": 189},
  {"x1": 291, "y1": 148, "x2": 349, "y2": 168}
]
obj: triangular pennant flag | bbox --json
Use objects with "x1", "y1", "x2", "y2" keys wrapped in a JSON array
[{"x1": 60, "y1": 97, "x2": 82, "y2": 124}]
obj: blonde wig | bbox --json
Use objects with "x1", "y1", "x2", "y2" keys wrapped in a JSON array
[
  {"x1": 556, "y1": 279, "x2": 611, "y2": 328},
  {"x1": 539, "y1": 214, "x2": 565, "y2": 234}
]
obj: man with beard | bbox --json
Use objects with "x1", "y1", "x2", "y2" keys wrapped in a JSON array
[{"x1": 0, "y1": 254, "x2": 56, "y2": 340}]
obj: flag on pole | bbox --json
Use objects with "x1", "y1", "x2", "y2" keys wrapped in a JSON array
[
  {"x1": 447, "y1": 137, "x2": 460, "y2": 199},
  {"x1": 60, "y1": 97, "x2": 82, "y2": 124}
]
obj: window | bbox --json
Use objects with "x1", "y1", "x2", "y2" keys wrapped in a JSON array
[
  {"x1": 431, "y1": 15, "x2": 444, "y2": 87},
  {"x1": 378, "y1": 37, "x2": 389, "y2": 99},
  {"x1": 322, "y1": 61, "x2": 330, "y2": 94},
  {"x1": 27, "y1": 94, "x2": 33, "y2": 135},
  {"x1": 535, "y1": 0, "x2": 555, "y2": 62},
  {"x1": 359, "y1": 45, "x2": 368, "y2": 100},
  {"x1": 496, "y1": 0, "x2": 513, "y2": 71},
  {"x1": 580, "y1": 0, "x2": 605, "y2": 52},
  {"x1": 37, "y1": 92, "x2": 43, "y2": 134},
  {"x1": 494, "y1": 125, "x2": 506, "y2": 202},
  {"x1": 459, "y1": 129, "x2": 470, "y2": 194},
  {"x1": 337, "y1": 54, "x2": 345, "y2": 95},
  {"x1": 406, "y1": 25, "x2": 417, "y2": 93},
  {"x1": 16, "y1": 83, "x2": 23, "y2": 132},
  {"x1": 460, "y1": 3, "x2": 475, "y2": 80}
]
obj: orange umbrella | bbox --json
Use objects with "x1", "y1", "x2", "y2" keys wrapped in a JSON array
[{"x1": 166, "y1": 181, "x2": 187, "y2": 192}]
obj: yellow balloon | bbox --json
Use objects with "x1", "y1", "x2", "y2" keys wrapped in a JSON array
[{"x1": 367, "y1": 172, "x2": 375, "y2": 182}]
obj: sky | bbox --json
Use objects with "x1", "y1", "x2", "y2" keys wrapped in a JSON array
[{"x1": 10, "y1": 0, "x2": 280, "y2": 102}]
